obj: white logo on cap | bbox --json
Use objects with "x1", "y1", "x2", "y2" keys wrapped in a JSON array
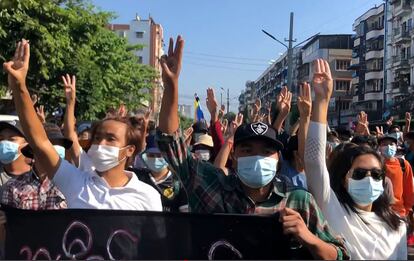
[
  {"x1": 251, "y1": 122, "x2": 268, "y2": 135},
  {"x1": 8, "y1": 120, "x2": 17, "y2": 126}
]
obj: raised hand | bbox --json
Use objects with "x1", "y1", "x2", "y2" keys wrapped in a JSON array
[
  {"x1": 36, "y1": 105, "x2": 46, "y2": 124},
  {"x1": 276, "y1": 86, "x2": 292, "y2": 118},
  {"x1": 160, "y1": 36, "x2": 184, "y2": 88},
  {"x1": 355, "y1": 111, "x2": 369, "y2": 135},
  {"x1": 406, "y1": 112, "x2": 411, "y2": 123},
  {"x1": 183, "y1": 126, "x2": 194, "y2": 146},
  {"x1": 117, "y1": 103, "x2": 128, "y2": 118},
  {"x1": 227, "y1": 113, "x2": 244, "y2": 141},
  {"x1": 376, "y1": 126, "x2": 384, "y2": 138},
  {"x1": 3, "y1": 39, "x2": 30, "y2": 88},
  {"x1": 206, "y1": 88, "x2": 218, "y2": 121},
  {"x1": 312, "y1": 59, "x2": 333, "y2": 102},
  {"x1": 218, "y1": 104, "x2": 226, "y2": 119},
  {"x1": 298, "y1": 82, "x2": 312, "y2": 118},
  {"x1": 62, "y1": 74, "x2": 76, "y2": 104},
  {"x1": 221, "y1": 118, "x2": 228, "y2": 135}
]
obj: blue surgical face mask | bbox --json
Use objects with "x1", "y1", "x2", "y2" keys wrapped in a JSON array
[
  {"x1": 380, "y1": 145, "x2": 397, "y2": 159},
  {"x1": 142, "y1": 153, "x2": 168, "y2": 172},
  {"x1": 0, "y1": 140, "x2": 21, "y2": 164},
  {"x1": 347, "y1": 176, "x2": 384, "y2": 206},
  {"x1": 390, "y1": 132, "x2": 402, "y2": 141},
  {"x1": 237, "y1": 156, "x2": 277, "y2": 189},
  {"x1": 53, "y1": 145, "x2": 66, "y2": 159}
]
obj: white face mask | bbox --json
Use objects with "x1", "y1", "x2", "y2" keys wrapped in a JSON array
[
  {"x1": 87, "y1": 144, "x2": 128, "y2": 172},
  {"x1": 194, "y1": 149, "x2": 211, "y2": 161}
]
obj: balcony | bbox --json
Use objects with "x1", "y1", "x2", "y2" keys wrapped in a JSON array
[
  {"x1": 352, "y1": 77, "x2": 359, "y2": 85},
  {"x1": 366, "y1": 50, "x2": 384, "y2": 60},
  {"x1": 393, "y1": 0, "x2": 412, "y2": 17},
  {"x1": 365, "y1": 71, "x2": 384, "y2": 80},
  {"x1": 351, "y1": 57, "x2": 360, "y2": 65},
  {"x1": 366, "y1": 28, "x2": 384, "y2": 41},
  {"x1": 393, "y1": 27, "x2": 411, "y2": 43},
  {"x1": 354, "y1": 38, "x2": 361, "y2": 47},
  {"x1": 392, "y1": 55, "x2": 410, "y2": 69}
]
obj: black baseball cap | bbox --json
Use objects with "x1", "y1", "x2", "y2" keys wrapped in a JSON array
[
  {"x1": 21, "y1": 123, "x2": 73, "y2": 158},
  {"x1": 234, "y1": 122, "x2": 284, "y2": 151},
  {"x1": 0, "y1": 120, "x2": 25, "y2": 138},
  {"x1": 378, "y1": 134, "x2": 398, "y2": 144},
  {"x1": 192, "y1": 120, "x2": 208, "y2": 134}
]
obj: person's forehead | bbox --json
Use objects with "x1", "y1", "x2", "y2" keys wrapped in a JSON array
[
  {"x1": 380, "y1": 139, "x2": 396, "y2": 145},
  {"x1": 352, "y1": 154, "x2": 381, "y2": 169},
  {"x1": 97, "y1": 120, "x2": 127, "y2": 135}
]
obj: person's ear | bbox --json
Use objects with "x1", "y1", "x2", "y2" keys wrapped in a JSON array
[{"x1": 125, "y1": 145, "x2": 136, "y2": 158}]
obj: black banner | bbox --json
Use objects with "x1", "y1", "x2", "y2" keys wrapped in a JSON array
[{"x1": 4, "y1": 208, "x2": 313, "y2": 260}]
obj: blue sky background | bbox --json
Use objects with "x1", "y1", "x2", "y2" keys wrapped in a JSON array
[{"x1": 92, "y1": 0, "x2": 383, "y2": 117}]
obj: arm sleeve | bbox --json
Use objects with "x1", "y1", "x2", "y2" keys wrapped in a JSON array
[
  {"x1": 155, "y1": 128, "x2": 199, "y2": 190},
  {"x1": 53, "y1": 160, "x2": 87, "y2": 202},
  {"x1": 403, "y1": 160, "x2": 414, "y2": 213},
  {"x1": 210, "y1": 120, "x2": 224, "y2": 159},
  {"x1": 304, "y1": 122, "x2": 335, "y2": 211}
]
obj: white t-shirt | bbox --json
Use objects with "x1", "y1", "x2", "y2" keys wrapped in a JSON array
[
  {"x1": 53, "y1": 160, "x2": 162, "y2": 211},
  {"x1": 305, "y1": 122, "x2": 407, "y2": 260}
]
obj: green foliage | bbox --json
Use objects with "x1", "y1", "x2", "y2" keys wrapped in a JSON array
[
  {"x1": 179, "y1": 114, "x2": 193, "y2": 130},
  {"x1": 0, "y1": 0, "x2": 157, "y2": 120}
]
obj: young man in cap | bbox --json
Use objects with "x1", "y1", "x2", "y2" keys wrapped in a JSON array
[
  {"x1": 156, "y1": 36, "x2": 349, "y2": 260},
  {"x1": 1, "y1": 123, "x2": 70, "y2": 210},
  {"x1": 131, "y1": 133, "x2": 188, "y2": 212},
  {"x1": 191, "y1": 133, "x2": 214, "y2": 162},
  {"x1": 378, "y1": 134, "x2": 414, "y2": 218},
  {"x1": 0, "y1": 120, "x2": 31, "y2": 194}
]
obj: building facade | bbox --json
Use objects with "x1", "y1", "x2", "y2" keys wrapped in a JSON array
[
  {"x1": 108, "y1": 15, "x2": 164, "y2": 120},
  {"x1": 178, "y1": 104, "x2": 192, "y2": 119},
  {"x1": 386, "y1": 0, "x2": 414, "y2": 119},
  {"x1": 298, "y1": 35, "x2": 353, "y2": 127},
  {"x1": 350, "y1": 4, "x2": 385, "y2": 123}
]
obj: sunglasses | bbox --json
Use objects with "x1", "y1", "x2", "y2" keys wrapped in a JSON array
[{"x1": 350, "y1": 168, "x2": 385, "y2": 181}]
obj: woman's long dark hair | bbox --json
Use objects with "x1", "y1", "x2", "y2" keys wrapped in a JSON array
[{"x1": 328, "y1": 145, "x2": 402, "y2": 231}]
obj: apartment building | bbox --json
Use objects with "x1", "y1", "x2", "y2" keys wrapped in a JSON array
[
  {"x1": 298, "y1": 35, "x2": 353, "y2": 127},
  {"x1": 107, "y1": 15, "x2": 164, "y2": 119},
  {"x1": 350, "y1": 4, "x2": 385, "y2": 123}
]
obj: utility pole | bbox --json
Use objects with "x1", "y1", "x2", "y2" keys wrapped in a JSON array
[
  {"x1": 227, "y1": 88, "x2": 230, "y2": 114},
  {"x1": 383, "y1": 0, "x2": 389, "y2": 120},
  {"x1": 286, "y1": 12, "x2": 295, "y2": 91}
]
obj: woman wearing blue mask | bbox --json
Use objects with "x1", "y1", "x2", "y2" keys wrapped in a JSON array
[
  {"x1": 304, "y1": 59, "x2": 406, "y2": 259},
  {"x1": 132, "y1": 134, "x2": 188, "y2": 212}
]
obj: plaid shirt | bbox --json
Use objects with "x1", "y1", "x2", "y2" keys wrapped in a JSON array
[
  {"x1": 1, "y1": 171, "x2": 67, "y2": 210},
  {"x1": 156, "y1": 129, "x2": 349, "y2": 260}
]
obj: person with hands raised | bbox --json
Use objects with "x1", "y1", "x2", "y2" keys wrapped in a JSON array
[
  {"x1": 156, "y1": 36, "x2": 349, "y2": 260},
  {"x1": 206, "y1": 87, "x2": 225, "y2": 162},
  {"x1": 304, "y1": 59, "x2": 407, "y2": 259},
  {"x1": 3, "y1": 39, "x2": 161, "y2": 211}
]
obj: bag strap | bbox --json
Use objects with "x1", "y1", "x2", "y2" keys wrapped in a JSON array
[{"x1": 398, "y1": 158, "x2": 406, "y2": 176}]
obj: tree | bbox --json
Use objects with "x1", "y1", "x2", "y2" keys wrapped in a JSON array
[
  {"x1": 179, "y1": 114, "x2": 193, "y2": 130},
  {"x1": 0, "y1": 0, "x2": 157, "y2": 120}
]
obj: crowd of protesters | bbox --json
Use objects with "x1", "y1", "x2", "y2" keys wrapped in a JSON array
[{"x1": 0, "y1": 37, "x2": 413, "y2": 259}]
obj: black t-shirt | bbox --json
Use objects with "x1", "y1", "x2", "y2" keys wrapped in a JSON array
[{"x1": 131, "y1": 168, "x2": 188, "y2": 212}]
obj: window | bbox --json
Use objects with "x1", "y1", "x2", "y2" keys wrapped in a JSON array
[
  {"x1": 118, "y1": 31, "x2": 126, "y2": 38},
  {"x1": 335, "y1": 80, "x2": 350, "y2": 91},
  {"x1": 336, "y1": 60, "x2": 351, "y2": 71},
  {"x1": 138, "y1": 56, "x2": 143, "y2": 63},
  {"x1": 135, "y1": 31, "x2": 144, "y2": 38},
  {"x1": 336, "y1": 101, "x2": 350, "y2": 111}
]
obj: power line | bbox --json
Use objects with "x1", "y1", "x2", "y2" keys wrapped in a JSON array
[
  {"x1": 185, "y1": 51, "x2": 269, "y2": 62},
  {"x1": 184, "y1": 61, "x2": 265, "y2": 72},
  {"x1": 184, "y1": 54, "x2": 267, "y2": 66}
]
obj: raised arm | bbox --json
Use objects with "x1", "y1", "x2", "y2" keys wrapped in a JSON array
[
  {"x1": 297, "y1": 82, "x2": 311, "y2": 167},
  {"x1": 159, "y1": 36, "x2": 184, "y2": 134},
  {"x1": 214, "y1": 113, "x2": 243, "y2": 175},
  {"x1": 272, "y1": 87, "x2": 292, "y2": 133},
  {"x1": 206, "y1": 88, "x2": 225, "y2": 157},
  {"x1": 404, "y1": 112, "x2": 411, "y2": 133},
  {"x1": 304, "y1": 59, "x2": 334, "y2": 207},
  {"x1": 3, "y1": 39, "x2": 60, "y2": 178},
  {"x1": 62, "y1": 74, "x2": 81, "y2": 166}
]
